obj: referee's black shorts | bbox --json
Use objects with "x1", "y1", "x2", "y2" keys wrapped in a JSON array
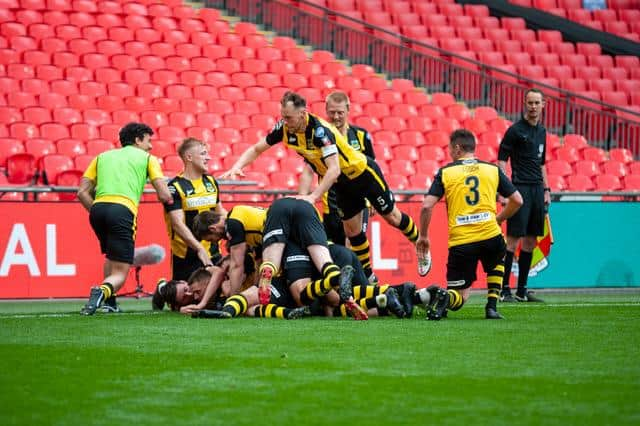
[
  {"x1": 263, "y1": 197, "x2": 328, "y2": 249},
  {"x1": 334, "y1": 157, "x2": 394, "y2": 220},
  {"x1": 507, "y1": 183, "x2": 545, "y2": 237},
  {"x1": 89, "y1": 202, "x2": 136, "y2": 264}
]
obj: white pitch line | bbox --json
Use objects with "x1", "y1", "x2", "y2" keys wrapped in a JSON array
[
  {"x1": 0, "y1": 303, "x2": 638, "y2": 318},
  {"x1": 0, "y1": 311, "x2": 161, "y2": 319},
  {"x1": 501, "y1": 302, "x2": 640, "y2": 308}
]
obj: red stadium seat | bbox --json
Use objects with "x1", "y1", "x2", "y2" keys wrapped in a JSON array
[
  {"x1": 186, "y1": 126, "x2": 214, "y2": 143},
  {"x1": 415, "y1": 159, "x2": 440, "y2": 176},
  {"x1": 623, "y1": 174, "x2": 640, "y2": 190},
  {"x1": 25, "y1": 138, "x2": 56, "y2": 161},
  {"x1": 385, "y1": 173, "x2": 409, "y2": 190},
  {"x1": 389, "y1": 159, "x2": 416, "y2": 176},
  {"x1": 0, "y1": 138, "x2": 25, "y2": 168},
  {"x1": 567, "y1": 174, "x2": 595, "y2": 191},
  {"x1": 602, "y1": 160, "x2": 628, "y2": 178},
  {"x1": 6, "y1": 153, "x2": 37, "y2": 184},
  {"x1": 40, "y1": 153, "x2": 73, "y2": 184},
  {"x1": 581, "y1": 147, "x2": 608, "y2": 163},
  {"x1": 546, "y1": 159, "x2": 573, "y2": 177},
  {"x1": 595, "y1": 174, "x2": 622, "y2": 191},
  {"x1": 554, "y1": 146, "x2": 580, "y2": 163},
  {"x1": 574, "y1": 160, "x2": 601, "y2": 178},
  {"x1": 56, "y1": 138, "x2": 86, "y2": 157},
  {"x1": 609, "y1": 148, "x2": 634, "y2": 164},
  {"x1": 547, "y1": 174, "x2": 566, "y2": 191},
  {"x1": 85, "y1": 139, "x2": 115, "y2": 156}
]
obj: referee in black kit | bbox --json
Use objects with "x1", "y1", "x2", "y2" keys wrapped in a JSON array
[{"x1": 497, "y1": 88, "x2": 550, "y2": 303}]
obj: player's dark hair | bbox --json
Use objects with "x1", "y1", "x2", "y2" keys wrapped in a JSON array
[
  {"x1": 450, "y1": 129, "x2": 476, "y2": 152},
  {"x1": 281, "y1": 91, "x2": 307, "y2": 108},
  {"x1": 192, "y1": 210, "x2": 225, "y2": 240},
  {"x1": 525, "y1": 87, "x2": 544, "y2": 99},
  {"x1": 177, "y1": 137, "x2": 206, "y2": 159},
  {"x1": 119, "y1": 122, "x2": 154, "y2": 147},
  {"x1": 151, "y1": 279, "x2": 178, "y2": 311}
]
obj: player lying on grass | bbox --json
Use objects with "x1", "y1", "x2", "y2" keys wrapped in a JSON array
[
  {"x1": 191, "y1": 198, "x2": 365, "y2": 318},
  {"x1": 194, "y1": 241, "x2": 433, "y2": 321}
]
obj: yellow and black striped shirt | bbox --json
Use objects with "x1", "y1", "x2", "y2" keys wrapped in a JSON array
[
  {"x1": 225, "y1": 205, "x2": 268, "y2": 255},
  {"x1": 265, "y1": 113, "x2": 368, "y2": 184},
  {"x1": 428, "y1": 158, "x2": 516, "y2": 247},
  {"x1": 164, "y1": 174, "x2": 220, "y2": 258}
]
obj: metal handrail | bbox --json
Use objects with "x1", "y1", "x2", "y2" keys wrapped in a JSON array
[
  {"x1": 205, "y1": 0, "x2": 640, "y2": 155},
  {"x1": 1, "y1": 186, "x2": 638, "y2": 201}
]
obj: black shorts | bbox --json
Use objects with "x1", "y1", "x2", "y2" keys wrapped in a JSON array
[
  {"x1": 269, "y1": 277, "x2": 297, "y2": 308},
  {"x1": 507, "y1": 183, "x2": 545, "y2": 237},
  {"x1": 446, "y1": 234, "x2": 506, "y2": 289},
  {"x1": 282, "y1": 242, "x2": 368, "y2": 287},
  {"x1": 324, "y1": 206, "x2": 369, "y2": 244},
  {"x1": 89, "y1": 202, "x2": 136, "y2": 264},
  {"x1": 334, "y1": 157, "x2": 395, "y2": 220},
  {"x1": 263, "y1": 197, "x2": 328, "y2": 249}
]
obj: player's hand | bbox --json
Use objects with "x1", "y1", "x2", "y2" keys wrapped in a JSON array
[
  {"x1": 197, "y1": 247, "x2": 212, "y2": 268},
  {"x1": 180, "y1": 304, "x2": 199, "y2": 315},
  {"x1": 498, "y1": 195, "x2": 507, "y2": 206},
  {"x1": 368, "y1": 205, "x2": 376, "y2": 217},
  {"x1": 415, "y1": 236, "x2": 430, "y2": 258},
  {"x1": 219, "y1": 168, "x2": 245, "y2": 180},
  {"x1": 544, "y1": 190, "x2": 551, "y2": 207}
]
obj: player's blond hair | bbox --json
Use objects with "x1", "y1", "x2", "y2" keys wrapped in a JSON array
[{"x1": 326, "y1": 91, "x2": 350, "y2": 109}]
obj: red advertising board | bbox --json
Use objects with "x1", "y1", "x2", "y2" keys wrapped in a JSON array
[{"x1": 0, "y1": 200, "x2": 470, "y2": 299}]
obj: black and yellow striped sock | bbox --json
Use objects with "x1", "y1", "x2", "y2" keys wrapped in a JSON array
[
  {"x1": 397, "y1": 213, "x2": 418, "y2": 243},
  {"x1": 358, "y1": 297, "x2": 379, "y2": 310},
  {"x1": 447, "y1": 289, "x2": 464, "y2": 311},
  {"x1": 299, "y1": 263, "x2": 341, "y2": 305},
  {"x1": 254, "y1": 304, "x2": 287, "y2": 319},
  {"x1": 100, "y1": 282, "x2": 113, "y2": 299},
  {"x1": 353, "y1": 284, "x2": 385, "y2": 300},
  {"x1": 222, "y1": 294, "x2": 248, "y2": 317},
  {"x1": 348, "y1": 232, "x2": 371, "y2": 275},
  {"x1": 334, "y1": 304, "x2": 349, "y2": 318},
  {"x1": 487, "y1": 261, "x2": 505, "y2": 310}
]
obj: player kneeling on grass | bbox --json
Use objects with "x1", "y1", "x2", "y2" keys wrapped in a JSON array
[{"x1": 416, "y1": 129, "x2": 523, "y2": 320}]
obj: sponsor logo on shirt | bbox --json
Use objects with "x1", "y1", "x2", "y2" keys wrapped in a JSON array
[
  {"x1": 455, "y1": 212, "x2": 492, "y2": 225},
  {"x1": 185, "y1": 195, "x2": 217, "y2": 208}
]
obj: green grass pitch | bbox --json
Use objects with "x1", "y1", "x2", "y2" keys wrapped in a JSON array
[{"x1": 1, "y1": 291, "x2": 639, "y2": 426}]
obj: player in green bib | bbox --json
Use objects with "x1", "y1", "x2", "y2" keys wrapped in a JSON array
[{"x1": 77, "y1": 122, "x2": 172, "y2": 315}]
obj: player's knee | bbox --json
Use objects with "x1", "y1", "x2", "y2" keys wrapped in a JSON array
[{"x1": 382, "y1": 207, "x2": 402, "y2": 226}]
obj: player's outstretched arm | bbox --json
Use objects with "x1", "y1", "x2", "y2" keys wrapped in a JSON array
[{"x1": 219, "y1": 138, "x2": 270, "y2": 179}]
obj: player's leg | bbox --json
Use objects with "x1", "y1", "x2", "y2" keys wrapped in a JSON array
[
  {"x1": 515, "y1": 186, "x2": 545, "y2": 302},
  {"x1": 289, "y1": 200, "x2": 346, "y2": 304},
  {"x1": 502, "y1": 184, "x2": 531, "y2": 302},
  {"x1": 258, "y1": 198, "x2": 296, "y2": 303},
  {"x1": 82, "y1": 204, "x2": 134, "y2": 315},
  {"x1": 481, "y1": 236, "x2": 508, "y2": 319},
  {"x1": 426, "y1": 243, "x2": 476, "y2": 320}
]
